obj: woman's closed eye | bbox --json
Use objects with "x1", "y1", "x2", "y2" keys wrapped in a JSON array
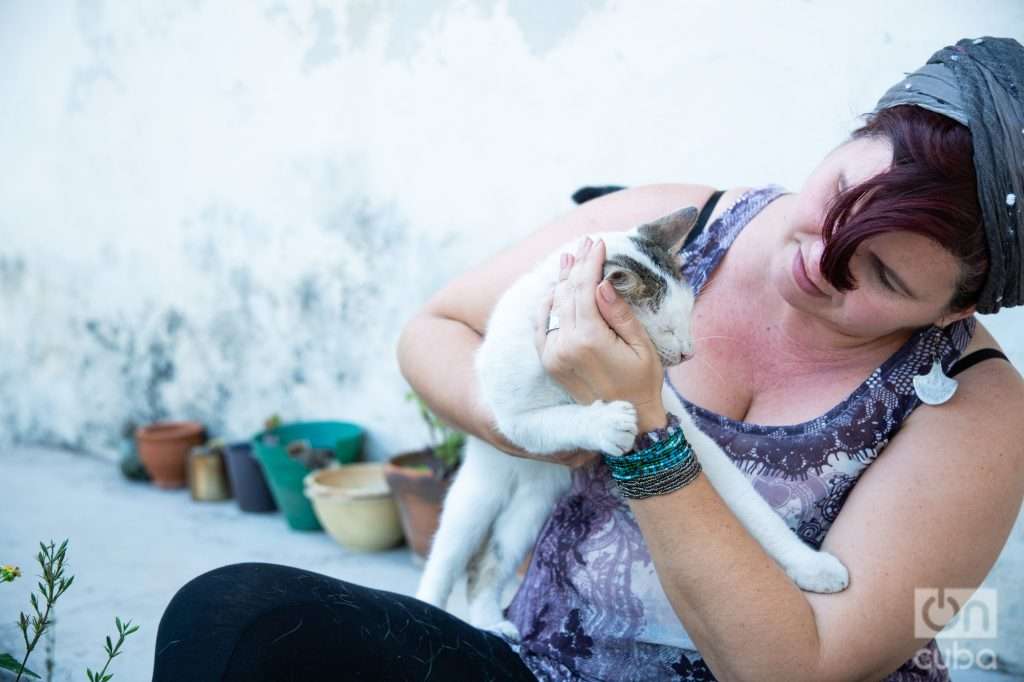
[
  {"x1": 856, "y1": 249, "x2": 897, "y2": 296},
  {"x1": 877, "y1": 264, "x2": 896, "y2": 291}
]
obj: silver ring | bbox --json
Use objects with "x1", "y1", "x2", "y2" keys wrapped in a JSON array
[{"x1": 546, "y1": 312, "x2": 560, "y2": 334}]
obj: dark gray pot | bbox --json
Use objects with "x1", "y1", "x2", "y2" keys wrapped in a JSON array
[{"x1": 224, "y1": 441, "x2": 278, "y2": 513}]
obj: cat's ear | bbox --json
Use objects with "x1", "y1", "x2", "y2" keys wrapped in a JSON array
[
  {"x1": 602, "y1": 264, "x2": 642, "y2": 298},
  {"x1": 636, "y1": 206, "x2": 699, "y2": 252}
]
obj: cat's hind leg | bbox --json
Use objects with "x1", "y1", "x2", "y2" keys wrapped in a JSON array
[
  {"x1": 415, "y1": 441, "x2": 510, "y2": 609},
  {"x1": 466, "y1": 464, "x2": 570, "y2": 639},
  {"x1": 664, "y1": 388, "x2": 850, "y2": 594}
]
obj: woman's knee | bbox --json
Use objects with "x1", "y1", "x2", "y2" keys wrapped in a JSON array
[
  {"x1": 159, "y1": 562, "x2": 297, "y2": 629},
  {"x1": 169, "y1": 562, "x2": 267, "y2": 600}
]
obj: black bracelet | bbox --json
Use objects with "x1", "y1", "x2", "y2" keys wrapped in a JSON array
[{"x1": 616, "y1": 456, "x2": 703, "y2": 499}]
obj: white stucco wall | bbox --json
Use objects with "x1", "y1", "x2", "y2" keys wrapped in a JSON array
[{"x1": 1, "y1": 0, "x2": 1022, "y2": 673}]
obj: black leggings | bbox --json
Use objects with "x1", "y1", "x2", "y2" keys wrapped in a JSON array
[{"x1": 152, "y1": 562, "x2": 538, "y2": 681}]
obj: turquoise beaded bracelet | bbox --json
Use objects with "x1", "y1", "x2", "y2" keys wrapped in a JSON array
[{"x1": 603, "y1": 412, "x2": 703, "y2": 499}]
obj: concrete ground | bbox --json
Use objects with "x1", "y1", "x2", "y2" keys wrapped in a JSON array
[
  {"x1": 0, "y1": 445, "x2": 472, "y2": 681},
  {"x1": 0, "y1": 446, "x2": 1019, "y2": 681}
]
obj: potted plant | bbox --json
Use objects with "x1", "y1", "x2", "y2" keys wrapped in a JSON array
[
  {"x1": 222, "y1": 416, "x2": 280, "y2": 513},
  {"x1": 384, "y1": 392, "x2": 465, "y2": 560}
]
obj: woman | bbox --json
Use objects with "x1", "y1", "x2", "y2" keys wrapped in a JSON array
[{"x1": 153, "y1": 38, "x2": 1024, "y2": 681}]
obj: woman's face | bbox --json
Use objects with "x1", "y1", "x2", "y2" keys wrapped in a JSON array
[{"x1": 772, "y1": 136, "x2": 970, "y2": 338}]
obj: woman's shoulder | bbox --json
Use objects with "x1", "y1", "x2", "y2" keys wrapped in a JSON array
[
  {"x1": 953, "y1": 317, "x2": 1023, "y2": 406},
  {"x1": 631, "y1": 184, "x2": 762, "y2": 239},
  {"x1": 704, "y1": 185, "x2": 757, "y2": 226},
  {"x1": 611, "y1": 183, "x2": 756, "y2": 221}
]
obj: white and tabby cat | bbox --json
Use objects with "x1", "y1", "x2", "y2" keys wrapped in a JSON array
[{"x1": 415, "y1": 206, "x2": 849, "y2": 638}]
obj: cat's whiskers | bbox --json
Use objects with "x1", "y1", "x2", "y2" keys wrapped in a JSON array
[
  {"x1": 689, "y1": 352, "x2": 726, "y2": 384},
  {"x1": 683, "y1": 335, "x2": 735, "y2": 383}
]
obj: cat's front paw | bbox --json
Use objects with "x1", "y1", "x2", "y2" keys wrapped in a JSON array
[
  {"x1": 588, "y1": 400, "x2": 638, "y2": 455},
  {"x1": 786, "y1": 551, "x2": 849, "y2": 594}
]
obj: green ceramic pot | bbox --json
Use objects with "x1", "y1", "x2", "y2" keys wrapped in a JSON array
[{"x1": 252, "y1": 421, "x2": 364, "y2": 531}]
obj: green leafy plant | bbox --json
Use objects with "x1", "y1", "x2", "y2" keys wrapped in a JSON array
[
  {"x1": 1, "y1": 540, "x2": 138, "y2": 682},
  {"x1": 406, "y1": 391, "x2": 466, "y2": 474},
  {"x1": 261, "y1": 414, "x2": 284, "y2": 447},
  {"x1": 202, "y1": 437, "x2": 227, "y2": 456},
  {"x1": 188, "y1": 437, "x2": 229, "y2": 462}
]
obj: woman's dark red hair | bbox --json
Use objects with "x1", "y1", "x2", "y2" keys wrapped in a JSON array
[{"x1": 819, "y1": 105, "x2": 987, "y2": 311}]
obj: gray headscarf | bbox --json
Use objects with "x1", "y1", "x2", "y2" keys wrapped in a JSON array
[{"x1": 873, "y1": 36, "x2": 1024, "y2": 314}]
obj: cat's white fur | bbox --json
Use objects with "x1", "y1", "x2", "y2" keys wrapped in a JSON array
[{"x1": 416, "y1": 208, "x2": 849, "y2": 638}]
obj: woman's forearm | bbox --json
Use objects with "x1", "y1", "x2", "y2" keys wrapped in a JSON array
[
  {"x1": 396, "y1": 313, "x2": 528, "y2": 456},
  {"x1": 628, "y1": 473, "x2": 830, "y2": 682}
]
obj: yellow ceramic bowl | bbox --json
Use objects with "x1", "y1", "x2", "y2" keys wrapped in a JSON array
[{"x1": 303, "y1": 463, "x2": 404, "y2": 551}]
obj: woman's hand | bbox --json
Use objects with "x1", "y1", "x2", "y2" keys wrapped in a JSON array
[{"x1": 533, "y1": 237, "x2": 667, "y2": 430}]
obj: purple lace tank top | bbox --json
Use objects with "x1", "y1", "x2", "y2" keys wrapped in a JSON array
[{"x1": 501, "y1": 185, "x2": 974, "y2": 681}]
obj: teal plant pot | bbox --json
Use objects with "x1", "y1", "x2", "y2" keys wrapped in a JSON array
[{"x1": 251, "y1": 421, "x2": 364, "y2": 531}]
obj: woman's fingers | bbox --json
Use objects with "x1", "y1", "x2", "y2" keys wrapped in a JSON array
[
  {"x1": 560, "y1": 252, "x2": 575, "y2": 282},
  {"x1": 536, "y1": 249, "x2": 575, "y2": 359},
  {"x1": 533, "y1": 286, "x2": 555, "y2": 359},
  {"x1": 552, "y1": 242, "x2": 585, "y2": 333},
  {"x1": 571, "y1": 238, "x2": 607, "y2": 336}
]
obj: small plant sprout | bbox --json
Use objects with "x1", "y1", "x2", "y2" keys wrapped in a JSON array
[
  {"x1": 9, "y1": 540, "x2": 74, "y2": 681},
  {"x1": 0, "y1": 540, "x2": 138, "y2": 682},
  {"x1": 86, "y1": 617, "x2": 140, "y2": 682},
  {"x1": 405, "y1": 390, "x2": 466, "y2": 474}
]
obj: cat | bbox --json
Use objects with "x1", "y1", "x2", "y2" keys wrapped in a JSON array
[{"x1": 415, "y1": 206, "x2": 850, "y2": 638}]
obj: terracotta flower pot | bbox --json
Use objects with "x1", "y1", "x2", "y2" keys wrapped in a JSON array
[
  {"x1": 135, "y1": 421, "x2": 206, "y2": 489},
  {"x1": 383, "y1": 448, "x2": 456, "y2": 559},
  {"x1": 384, "y1": 448, "x2": 535, "y2": 574}
]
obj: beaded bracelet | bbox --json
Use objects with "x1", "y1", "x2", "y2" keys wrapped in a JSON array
[{"x1": 603, "y1": 412, "x2": 702, "y2": 500}]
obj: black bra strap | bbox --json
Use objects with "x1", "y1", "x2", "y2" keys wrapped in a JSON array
[
  {"x1": 947, "y1": 348, "x2": 1010, "y2": 378},
  {"x1": 682, "y1": 189, "x2": 725, "y2": 251}
]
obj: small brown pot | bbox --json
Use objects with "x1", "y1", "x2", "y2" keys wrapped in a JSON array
[
  {"x1": 383, "y1": 448, "x2": 456, "y2": 559},
  {"x1": 136, "y1": 421, "x2": 206, "y2": 489}
]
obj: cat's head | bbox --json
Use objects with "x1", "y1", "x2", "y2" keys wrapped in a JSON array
[{"x1": 599, "y1": 206, "x2": 699, "y2": 366}]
